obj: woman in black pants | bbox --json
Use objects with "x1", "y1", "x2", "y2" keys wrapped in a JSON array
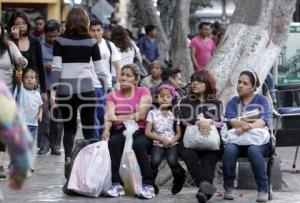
[
  {"x1": 50, "y1": 7, "x2": 107, "y2": 178},
  {"x1": 101, "y1": 64, "x2": 155, "y2": 199},
  {"x1": 176, "y1": 70, "x2": 223, "y2": 203}
]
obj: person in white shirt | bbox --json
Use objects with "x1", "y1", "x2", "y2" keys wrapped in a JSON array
[
  {"x1": 15, "y1": 68, "x2": 43, "y2": 171},
  {"x1": 89, "y1": 19, "x2": 121, "y2": 138},
  {"x1": 110, "y1": 25, "x2": 143, "y2": 73}
]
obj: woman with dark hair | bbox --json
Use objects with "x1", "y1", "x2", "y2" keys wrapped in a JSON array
[
  {"x1": 0, "y1": 21, "x2": 27, "y2": 178},
  {"x1": 101, "y1": 64, "x2": 156, "y2": 199},
  {"x1": 8, "y1": 11, "x2": 46, "y2": 100},
  {"x1": 110, "y1": 26, "x2": 142, "y2": 73},
  {"x1": 222, "y1": 70, "x2": 271, "y2": 202},
  {"x1": 50, "y1": 7, "x2": 107, "y2": 178},
  {"x1": 176, "y1": 69, "x2": 223, "y2": 203}
]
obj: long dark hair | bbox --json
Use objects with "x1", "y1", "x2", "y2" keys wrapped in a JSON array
[
  {"x1": 0, "y1": 22, "x2": 8, "y2": 56},
  {"x1": 111, "y1": 26, "x2": 133, "y2": 52},
  {"x1": 190, "y1": 69, "x2": 217, "y2": 100},
  {"x1": 8, "y1": 11, "x2": 32, "y2": 36}
]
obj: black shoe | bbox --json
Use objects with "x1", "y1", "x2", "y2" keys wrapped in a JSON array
[
  {"x1": 64, "y1": 157, "x2": 71, "y2": 179},
  {"x1": 153, "y1": 184, "x2": 159, "y2": 194},
  {"x1": 171, "y1": 168, "x2": 187, "y2": 195},
  {"x1": 51, "y1": 147, "x2": 61, "y2": 156},
  {"x1": 38, "y1": 146, "x2": 49, "y2": 155},
  {"x1": 196, "y1": 191, "x2": 207, "y2": 203},
  {"x1": 199, "y1": 181, "x2": 216, "y2": 201}
]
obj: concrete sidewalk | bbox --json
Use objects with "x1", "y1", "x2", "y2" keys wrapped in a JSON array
[{"x1": 0, "y1": 147, "x2": 300, "y2": 202}]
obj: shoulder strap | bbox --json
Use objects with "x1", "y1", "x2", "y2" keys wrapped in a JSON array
[{"x1": 105, "y1": 40, "x2": 112, "y2": 73}]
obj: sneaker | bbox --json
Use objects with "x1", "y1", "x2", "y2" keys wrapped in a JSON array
[
  {"x1": 224, "y1": 188, "x2": 234, "y2": 200},
  {"x1": 105, "y1": 182, "x2": 125, "y2": 197},
  {"x1": 38, "y1": 146, "x2": 49, "y2": 155},
  {"x1": 256, "y1": 191, "x2": 268, "y2": 202},
  {"x1": 138, "y1": 184, "x2": 155, "y2": 199},
  {"x1": 51, "y1": 146, "x2": 61, "y2": 156}
]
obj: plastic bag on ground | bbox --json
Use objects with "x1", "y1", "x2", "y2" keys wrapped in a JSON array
[{"x1": 67, "y1": 141, "x2": 111, "y2": 197}]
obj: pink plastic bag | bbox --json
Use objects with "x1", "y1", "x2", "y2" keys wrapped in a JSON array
[{"x1": 67, "y1": 141, "x2": 111, "y2": 197}]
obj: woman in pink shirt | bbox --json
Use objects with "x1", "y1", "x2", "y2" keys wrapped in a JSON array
[{"x1": 101, "y1": 64, "x2": 156, "y2": 199}]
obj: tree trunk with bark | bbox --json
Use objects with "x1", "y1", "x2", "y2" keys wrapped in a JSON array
[
  {"x1": 135, "y1": 0, "x2": 169, "y2": 61},
  {"x1": 207, "y1": 0, "x2": 296, "y2": 103},
  {"x1": 170, "y1": 0, "x2": 193, "y2": 83}
]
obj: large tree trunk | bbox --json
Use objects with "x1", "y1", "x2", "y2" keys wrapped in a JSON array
[
  {"x1": 135, "y1": 0, "x2": 169, "y2": 61},
  {"x1": 207, "y1": 0, "x2": 296, "y2": 103},
  {"x1": 170, "y1": 0, "x2": 193, "y2": 83}
]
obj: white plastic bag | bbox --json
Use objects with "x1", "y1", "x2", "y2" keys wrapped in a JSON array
[
  {"x1": 222, "y1": 127, "x2": 270, "y2": 146},
  {"x1": 67, "y1": 141, "x2": 112, "y2": 197},
  {"x1": 119, "y1": 120, "x2": 142, "y2": 196},
  {"x1": 183, "y1": 125, "x2": 220, "y2": 150}
]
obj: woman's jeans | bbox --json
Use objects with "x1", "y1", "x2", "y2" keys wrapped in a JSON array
[{"x1": 222, "y1": 143, "x2": 269, "y2": 192}]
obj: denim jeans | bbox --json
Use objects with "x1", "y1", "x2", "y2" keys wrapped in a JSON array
[
  {"x1": 151, "y1": 145, "x2": 180, "y2": 171},
  {"x1": 28, "y1": 125, "x2": 38, "y2": 141},
  {"x1": 94, "y1": 88, "x2": 106, "y2": 139},
  {"x1": 222, "y1": 143, "x2": 269, "y2": 192}
]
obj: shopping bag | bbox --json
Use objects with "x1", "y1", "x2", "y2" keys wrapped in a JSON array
[
  {"x1": 183, "y1": 125, "x2": 220, "y2": 150},
  {"x1": 119, "y1": 120, "x2": 142, "y2": 196},
  {"x1": 67, "y1": 141, "x2": 111, "y2": 197}
]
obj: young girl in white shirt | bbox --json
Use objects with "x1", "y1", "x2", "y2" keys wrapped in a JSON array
[
  {"x1": 145, "y1": 83, "x2": 186, "y2": 195},
  {"x1": 15, "y1": 68, "x2": 43, "y2": 161}
]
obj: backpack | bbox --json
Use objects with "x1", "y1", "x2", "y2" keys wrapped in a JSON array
[{"x1": 105, "y1": 40, "x2": 112, "y2": 73}]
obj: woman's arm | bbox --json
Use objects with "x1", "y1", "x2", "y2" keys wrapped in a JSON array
[
  {"x1": 115, "y1": 95, "x2": 152, "y2": 122},
  {"x1": 101, "y1": 120, "x2": 113, "y2": 140},
  {"x1": 8, "y1": 41, "x2": 28, "y2": 68}
]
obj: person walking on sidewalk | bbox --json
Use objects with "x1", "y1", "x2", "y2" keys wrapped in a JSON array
[
  {"x1": 50, "y1": 7, "x2": 107, "y2": 178},
  {"x1": 89, "y1": 19, "x2": 121, "y2": 138},
  {"x1": 38, "y1": 19, "x2": 62, "y2": 155}
]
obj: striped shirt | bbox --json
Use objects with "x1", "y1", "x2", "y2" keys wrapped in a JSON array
[{"x1": 52, "y1": 34, "x2": 107, "y2": 95}]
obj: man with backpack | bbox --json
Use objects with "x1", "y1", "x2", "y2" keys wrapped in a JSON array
[{"x1": 89, "y1": 19, "x2": 121, "y2": 138}]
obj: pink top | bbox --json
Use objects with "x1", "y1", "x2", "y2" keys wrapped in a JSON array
[
  {"x1": 190, "y1": 36, "x2": 216, "y2": 70},
  {"x1": 107, "y1": 87, "x2": 151, "y2": 128}
]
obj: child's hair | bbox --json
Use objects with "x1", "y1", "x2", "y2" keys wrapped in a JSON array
[
  {"x1": 22, "y1": 68, "x2": 38, "y2": 89},
  {"x1": 153, "y1": 82, "x2": 178, "y2": 108}
]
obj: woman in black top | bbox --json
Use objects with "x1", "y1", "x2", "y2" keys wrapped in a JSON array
[
  {"x1": 176, "y1": 70, "x2": 223, "y2": 203},
  {"x1": 8, "y1": 11, "x2": 46, "y2": 99}
]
